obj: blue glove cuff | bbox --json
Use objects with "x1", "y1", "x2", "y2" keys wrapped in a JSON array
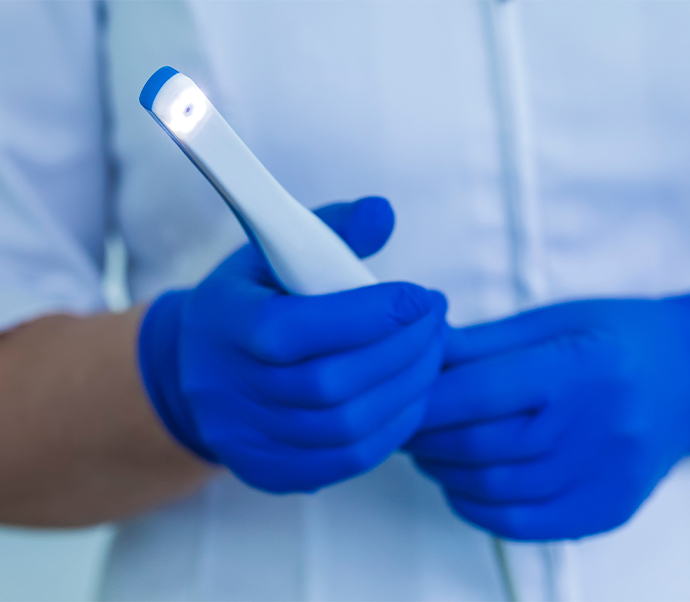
[{"x1": 138, "y1": 290, "x2": 219, "y2": 464}]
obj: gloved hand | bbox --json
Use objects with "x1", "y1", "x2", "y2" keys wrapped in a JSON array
[
  {"x1": 406, "y1": 297, "x2": 690, "y2": 540},
  {"x1": 139, "y1": 196, "x2": 447, "y2": 493}
]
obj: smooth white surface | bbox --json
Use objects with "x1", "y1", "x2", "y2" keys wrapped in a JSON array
[
  {"x1": 0, "y1": 526, "x2": 113, "y2": 602},
  {"x1": 0, "y1": 0, "x2": 108, "y2": 333},
  {"x1": 150, "y1": 73, "x2": 376, "y2": 295}
]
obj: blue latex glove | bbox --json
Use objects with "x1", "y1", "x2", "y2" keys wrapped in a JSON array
[
  {"x1": 139, "y1": 196, "x2": 447, "y2": 493},
  {"x1": 406, "y1": 297, "x2": 690, "y2": 540}
]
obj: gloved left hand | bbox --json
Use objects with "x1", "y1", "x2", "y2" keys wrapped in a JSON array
[{"x1": 406, "y1": 296, "x2": 690, "y2": 540}]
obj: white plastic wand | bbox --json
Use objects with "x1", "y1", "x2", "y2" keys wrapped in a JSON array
[{"x1": 140, "y1": 66, "x2": 377, "y2": 296}]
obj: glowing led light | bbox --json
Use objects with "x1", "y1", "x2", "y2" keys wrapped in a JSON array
[{"x1": 166, "y1": 85, "x2": 208, "y2": 135}]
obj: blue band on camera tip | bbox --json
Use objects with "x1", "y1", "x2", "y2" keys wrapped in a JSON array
[{"x1": 140, "y1": 66, "x2": 179, "y2": 111}]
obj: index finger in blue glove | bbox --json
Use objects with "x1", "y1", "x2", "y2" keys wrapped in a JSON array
[
  {"x1": 234, "y1": 293, "x2": 446, "y2": 406},
  {"x1": 188, "y1": 277, "x2": 444, "y2": 365},
  {"x1": 445, "y1": 300, "x2": 608, "y2": 366},
  {"x1": 225, "y1": 336, "x2": 444, "y2": 447},
  {"x1": 405, "y1": 411, "x2": 562, "y2": 466},
  {"x1": 245, "y1": 284, "x2": 444, "y2": 365},
  {"x1": 419, "y1": 340, "x2": 571, "y2": 431}
]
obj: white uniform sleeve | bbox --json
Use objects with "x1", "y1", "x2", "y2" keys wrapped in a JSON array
[{"x1": 0, "y1": 0, "x2": 108, "y2": 332}]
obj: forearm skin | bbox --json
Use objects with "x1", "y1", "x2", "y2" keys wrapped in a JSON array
[{"x1": 0, "y1": 308, "x2": 215, "y2": 527}]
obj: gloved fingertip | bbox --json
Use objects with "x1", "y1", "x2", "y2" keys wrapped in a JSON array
[
  {"x1": 429, "y1": 290, "x2": 449, "y2": 319},
  {"x1": 315, "y1": 196, "x2": 395, "y2": 258},
  {"x1": 353, "y1": 196, "x2": 395, "y2": 234},
  {"x1": 390, "y1": 283, "x2": 436, "y2": 325},
  {"x1": 345, "y1": 196, "x2": 395, "y2": 258}
]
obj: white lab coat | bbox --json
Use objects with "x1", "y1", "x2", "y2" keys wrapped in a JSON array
[{"x1": 2, "y1": 1, "x2": 690, "y2": 600}]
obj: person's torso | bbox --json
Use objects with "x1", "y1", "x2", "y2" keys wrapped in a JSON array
[{"x1": 100, "y1": 2, "x2": 690, "y2": 600}]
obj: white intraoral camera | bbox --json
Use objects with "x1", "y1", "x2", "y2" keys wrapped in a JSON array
[{"x1": 140, "y1": 66, "x2": 377, "y2": 296}]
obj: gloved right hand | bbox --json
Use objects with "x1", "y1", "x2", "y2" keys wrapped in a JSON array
[{"x1": 138, "y1": 197, "x2": 447, "y2": 493}]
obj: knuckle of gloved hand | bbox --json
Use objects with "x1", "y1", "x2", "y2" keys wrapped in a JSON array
[
  {"x1": 472, "y1": 467, "x2": 512, "y2": 501},
  {"x1": 616, "y1": 438, "x2": 652, "y2": 499},
  {"x1": 303, "y1": 361, "x2": 350, "y2": 406},
  {"x1": 335, "y1": 440, "x2": 380, "y2": 479},
  {"x1": 324, "y1": 403, "x2": 371, "y2": 446},
  {"x1": 448, "y1": 495, "x2": 534, "y2": 540},
  {"x1": 488, "y1": 506, "x2": 533, "y2": 541},
  {"x1": 386, "y1": 283, "x2": 437, "y2": 327},
  {"x1": 276, "y1": 405, "x2": 367, "y2": 447},
  {"x1": 427, "y1": 331, "x2": 448, "y2": 372},
  {"x1": 246, "y1": 304, "x2": 297, "y2": 364}
]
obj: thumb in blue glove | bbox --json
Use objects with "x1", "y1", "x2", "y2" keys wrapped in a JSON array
[
  {"x1": 139, "y1": 196, "x2": 447, "y2": 493},
  {"x1": 406, "y1": 296, "x2": 690, "y2": 540}
]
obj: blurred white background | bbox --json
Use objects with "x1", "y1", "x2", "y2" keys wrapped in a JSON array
[{"x1": 0, "y1": 526, "x2": 113, "y2": 601}]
